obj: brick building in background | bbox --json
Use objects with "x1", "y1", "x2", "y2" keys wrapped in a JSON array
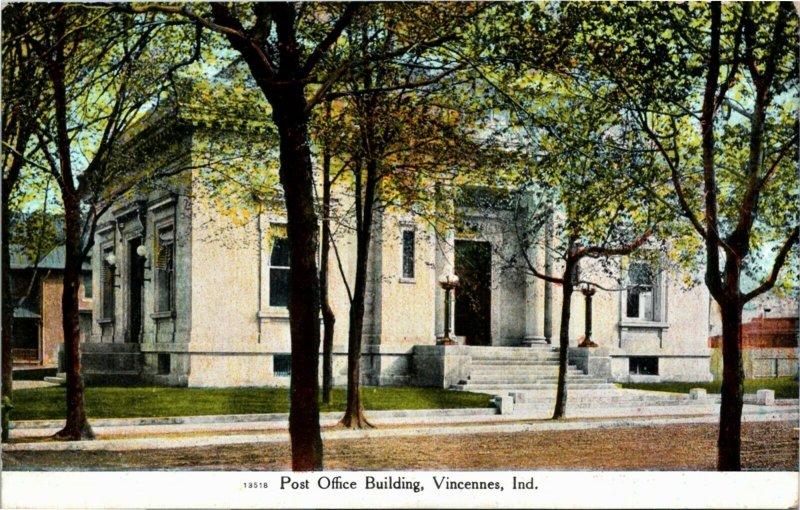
[
  {"x1": 708, "y1": 297, "x2": 798, "y2": 379},
  {"x1": 9, "y1": 245, "x2": 92, "y2": 367}
]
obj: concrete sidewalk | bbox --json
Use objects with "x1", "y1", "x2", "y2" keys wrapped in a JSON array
[
  {"x1": 11, "y1": 380, "x2": 60, "y2": 390},
  {"x1": 5, "y1": 399, "x2": 797, "y2": 452}
]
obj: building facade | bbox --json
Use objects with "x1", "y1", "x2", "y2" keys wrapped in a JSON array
[{"x1": 84, "y1": 123, "x2": 713, "y2": 387}]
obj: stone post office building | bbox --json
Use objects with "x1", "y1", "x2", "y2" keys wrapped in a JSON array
[{"x1": 83, "y1": 115, "x2": 713, "y2": 388}]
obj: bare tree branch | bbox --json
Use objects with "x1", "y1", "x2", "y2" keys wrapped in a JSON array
[
  {"x1": 743, "y1": 227, "x2": 799, "y2": 303},
  {"x1": 300, "y1": 3, "x2": 359, "y2": 79}
]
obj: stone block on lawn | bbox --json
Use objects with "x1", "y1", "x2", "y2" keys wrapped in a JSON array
[
  {"x1": 689, "y1": 388, "x2": 707, "y2": 400},
  {"x1": 494, "y1": 394, "x2": 514, "y2": 415},
  {"x1": 756, "y1": 389, "x2": 775, "y2": 406}
]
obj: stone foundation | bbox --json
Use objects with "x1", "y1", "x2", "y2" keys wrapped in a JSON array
[
  {"x1": 610, "y1": 353, "x2": 713, "y2": 382},
  {"x1": 568, "y1": 347, "x2": 611, "y2": 378},
  {"x1": 411, "y1": 345, "x2": 471, "y2": 388}
]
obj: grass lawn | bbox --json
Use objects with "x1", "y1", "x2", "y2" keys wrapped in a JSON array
[
  {"x1": 10, "y1": 386, "x2": 493, "y2": 421},
  {"x1": 620, "y1": 376, "x2": 799, "y2": 399}
]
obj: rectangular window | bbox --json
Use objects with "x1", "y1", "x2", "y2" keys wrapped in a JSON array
[
  {"x1": 626, "y1": 261, "x2": 655, "y2": 321},
  {"x1": 101, "y1": 248, "x2": 115, "y2": 320},
  {"x1": 629, "y1": 356, "x2": 658, "y2": 375},
  {"x1": 157, "y1": 353, "x2": 171, "y2": 375},
  {"x1": 11, "y1": 318, "x2": 39, "y2": 350},
  {"x1": 273, "y1": 354, "x2": 291, "y2": 377},
  {"x1": 269, "y1": 227, "x2": 290, "y2": 307},
  {"x1": 82, "y1": 271, "x2": 93, "y2": 299},
  {"x1": 79, "y1": 312, "x2": 92, "y2": 342},
  {"x1": 155, "y1": 227, "x2": 175, "y2": 313},
  {"x1": 402, "y1": 229, "x2": 415, "y2": 279}
]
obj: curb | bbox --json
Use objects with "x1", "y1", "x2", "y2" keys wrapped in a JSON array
[
  {"x1": 10, "y1": 407, "x2": 498, "y2": 430},
  {"x1": 4, "y1": 406, "x2": 797, "y2": 453}
]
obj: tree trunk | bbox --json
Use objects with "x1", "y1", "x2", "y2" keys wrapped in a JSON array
[
  {"x1": 321, "y1": 270, "x2": 335, "y2": 405},
  {"x1": 340, "y1": 158, "x2": 377, "y2": 429},
  {"x1": 1, "y1": 191, "x2": 14, "y2": 442},
  {"x1": 552, "y1": 259, "x2": 575, "y2": 420},
  {"x1": 270, "y1": 85, "x2": 324, "y2": 470},
  {"x1": 717, "y1": 298, "x2": 744, "y2": 471},
  {"x1": 53, "y1": 196, "x2": 94, "y2": 440},
  {"x1": 320, "y1": 126, "x2": 335, "y2": 405},
  {"x1": 49, "y1": 5, "x2": 93, "y2": 441},
  {"x1": 340, "y1": 296, "x2": 371, "y2": 428}
]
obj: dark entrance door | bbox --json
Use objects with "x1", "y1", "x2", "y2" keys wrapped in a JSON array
[
  {"x1": 127, "y1": 238, "x2": 145, "y2": 343},
  {"x1": 454, "y1": 240, "x2": 491, "y2": 346}
]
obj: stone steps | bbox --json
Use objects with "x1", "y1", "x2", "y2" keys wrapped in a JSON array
[
  {"x1": 515, "y1": 401, "x2": 696, "y2": 409},
  {"x1": 484, "y1": 387, "x2": 715, "y2": 410},
  {"x1": 471, "y1": 350, "x2": 559, "y2": 358},
  {"x1": 43, "y1": 374, "x2": 66, "y2": 385},
  {"x1": 468, "y1": 349, "x2": 559, "y2": 361},
  {"x1": 513, "y1": 398, "x2": 702, "y2": 409},
  {"x1": 451, "y1": 346, "x2": 613, "y2": 392},
  {"x1": 468, "y1": 366, "x2": 584, "y2": 375},
  {"x1": 470, "y1": 359, "x2": 560, "y2": 366},
  {"x1": 452, "y1": 382, "x2": 619, "y2": 391},
  {"x1": 466, "y1": 375, "x2": 606, "y2": 384},
  {"x1": 512, "y1": 395, "x2": 694, "y2": 406}
]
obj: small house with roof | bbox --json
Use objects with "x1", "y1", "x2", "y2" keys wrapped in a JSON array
[{"x1": 9, "y1": 245, "x2": 92, "y2": 367}]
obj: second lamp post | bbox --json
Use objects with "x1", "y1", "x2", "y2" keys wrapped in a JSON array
[{"x1": 438, "y1": 273, "x2": 460, "y2": 345}]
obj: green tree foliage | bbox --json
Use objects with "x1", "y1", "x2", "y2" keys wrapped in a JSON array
[
  {"x1": 449, "y1": 2, "x2": 668, "y2": 419},
  {"x1": 122, "y1": 1, "x2": 365, "y2": 470},
  {"x1": 309, "y1": 3, "x2": 495, "y2": 428},
  {"x1": 1, "y1": 4, "x2": 48, "y2": 442},
  {"x1": 570, "y1": 1, "x2": 798, "y2": 469},
  {"x1": 10, "y1": 3, "x2": 201, "y2": 440},
  {"x1": 508, "y1": 90, "x2": 665, "y2": 419}
]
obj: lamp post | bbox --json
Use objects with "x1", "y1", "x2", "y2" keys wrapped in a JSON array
[
  {"x1": 578, "y1": 284, "x2": 598, "y2": 348},
  {"x1": 438, "y1": 273, "x2": 459, "y2": 345}
]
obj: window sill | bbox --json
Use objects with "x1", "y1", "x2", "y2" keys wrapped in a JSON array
[
  {"x1": 628, "y1": 374, "x2": 661, "y2": 381},
  {"x1": 620, "y1": 320, "x2": 669, "y2": 330},
  {"x1": 258, "y1": 309, "x2": 290, "y2": 320},
  {"x1": 399, "y1": 277, "x2": 416, "y2": 284},
  {"x1": 97, "y1": 318, "x2": 114, "y2": 325},
  {"x1": 151, "y1": 311, "x2": 175, "y2": 320}
]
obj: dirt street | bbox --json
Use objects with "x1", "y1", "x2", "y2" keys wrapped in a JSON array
[{"x1": 3, "y1": 421, "x2": 797, "y2": 471}]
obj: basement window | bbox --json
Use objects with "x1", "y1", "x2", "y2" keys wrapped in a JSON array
[
  {"x1": 158, "y1": 353, "x2": 171, "y2": 375},
  {"x1": 629, "y1": 356, "x2": 658, "y2": 375},
  {"x1": 273, "y1": 354, "x2": 291, "y2": 377}
]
